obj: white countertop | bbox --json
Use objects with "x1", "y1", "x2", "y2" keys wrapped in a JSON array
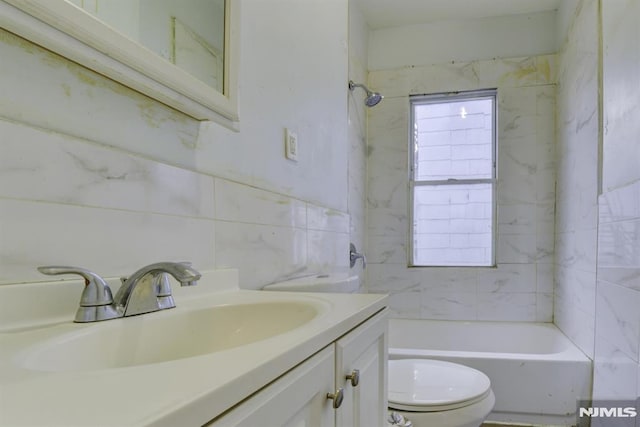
[{"x1": 0, "y1": 271, "x2": 387, "y2": 426}]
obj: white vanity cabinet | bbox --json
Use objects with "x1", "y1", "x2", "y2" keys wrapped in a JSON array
[
  {"x1": 208, "y1": 345, "x2": 336, "y2": 427},
  {"x1": 335, "y1": 309, "x2": 388, "y2": 427},
  {"x1": 209, "y1": 309, "x2": 388, "y2": 427}
]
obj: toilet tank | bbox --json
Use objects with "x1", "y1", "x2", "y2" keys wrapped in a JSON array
[{"x1": 262, "y1": 273, "x2": 360, "y2": 293}]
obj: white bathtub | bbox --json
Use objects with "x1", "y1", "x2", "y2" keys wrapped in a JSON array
[{"x1": 388, "y1": 319, "x2": 592, "y2": 426}]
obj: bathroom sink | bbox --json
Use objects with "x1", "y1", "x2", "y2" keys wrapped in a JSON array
[
  {"x1": 263, "y1": 273, "x2": 360, "y2": 293},
  {"x1": 19, "y1": 301, "x2": 320, "y2": 372}
]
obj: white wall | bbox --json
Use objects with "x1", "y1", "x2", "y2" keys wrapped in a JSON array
[
  {"x1": 593, "y1": 0, "x2": 640, "y2": 402},
  {"x1": 368, "y1": 11, "x2": 557, "y2": 71},
  {"x1": 365, "y1": 55, "x2": 556, "y2": 321},
  {"x1": 553, "y1": 0, "x2": 599, "y2": 360},
  {"x1": 0, "y1": 0, "x2": 351, "y2": 290},
  {"x1": 555, "y1": 0, "x2": 640, "y2": 403},
  {"x1": 347, "y1": 2, "x2": 370, "y2": 286}
]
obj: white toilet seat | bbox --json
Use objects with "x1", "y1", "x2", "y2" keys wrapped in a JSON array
[{"x1": 388, "y1": 359, "x2": 492, "y2": 412}]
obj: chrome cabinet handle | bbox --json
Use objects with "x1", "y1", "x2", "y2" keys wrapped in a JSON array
[
  {"x1": 346, "y1": 369, "x2": 360, "y2": 387},
  {"x1": 327, "y1": 387, "x2": 344, "y2": 409}
]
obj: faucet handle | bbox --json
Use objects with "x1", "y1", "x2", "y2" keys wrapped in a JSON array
[
  {"x1": 37, "y1": 266, "x2": 119, "y2": 322},
  {"x1": 38, "y1": 266, "x2": 113, "y2": 306}
]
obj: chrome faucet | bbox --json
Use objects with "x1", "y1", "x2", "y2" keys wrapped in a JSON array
[
  {"x1": 114, "y1": 262, "x2": 201, "y2": 317},
  {"x1": 38, "y1": 262, "x2": 201, "y2": 322},
  {"x1": 37, "y1": 266, "x2": 120, "y2": 322},
  {"x1": 349, "y1": 243, "x2": 366, "y2": 269}
]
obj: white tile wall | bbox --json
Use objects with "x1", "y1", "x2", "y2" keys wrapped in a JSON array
[
  {"x1": 593, "y1": 181, "x2": 640, "y2": 400},
  {"x1": 0, "y1": 109, "x2": 352, "y2": 289},
  {"x1": 347, "y1": 1, "x2": 370, "y2": 288},
  {"x1": 592, "y1": 0, "x2": 640, "y2": 402},
  {"x1": 554, "y1": 0, "x2": 599, "y2": 359},
  {"x1": 366, "y1": 55, "x2": 556, "y2": 321}
]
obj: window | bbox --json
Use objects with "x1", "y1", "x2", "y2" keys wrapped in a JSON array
[{"x1": 409, "y1": 90, "x2": 496, "y2": 267}]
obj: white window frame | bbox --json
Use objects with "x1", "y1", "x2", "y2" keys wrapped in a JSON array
[{"x1": 408, "y1": 89, "x2": 497, "y2": 267}]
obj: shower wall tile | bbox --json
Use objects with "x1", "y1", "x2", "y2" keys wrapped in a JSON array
[
  {"x1": 555, "y1": 265, "x2": 596, "y2": 316},
  {"x1": 536, "y1": 293, "x2": 554, "y2": 322},
  {"x1": 367, "y1": 234, "x2": 407, "y2": 264},
  {"x1": 601, "y1": 0, "x2": 640, "y2": 193},
  {"x1": 497, "y1": 233, "x2": 537, "y2": 264},
  {"x1": 554, "y1": 294, "x2": 595, "y2": 359},
  {"x1": 348, "y1": 0, "x2": 369, "y2": 286},
  {"x1": 594, "y1": 181, "x2": 640, "y2": 399},
  {"x1": 420, "y1": 291, "x2": 477, "y2": 321},
  {"x1": 367, "y1": 207, "x2": 408, "y2": 236},
  {"x1": 536, "y1": 263, "x2": 555, "y2": 293},
  {"x1": 416, "y1": 268, "x2": 478, "y2": 294},
  {"x1": 366, "y1": 55, "x2": 557, "y2": 322},
  {"x1": 477, "y1": 264, "x2": 536, "y2": 293},
  {"x1": 595, "y1": 281, "x2": 640, "y2": 360},
  {"x1": 477, "y1": 292, "x2": 537, "y2": 321},
  {"x1": 597, "y1": 183, "x2": 640, "y2": 291},
  {"x1": 387, "y1": 290, "x2": 422, "y2": 319},
  {"x1": 497, "y1": 203, "x2": 536, "y2": 235},
  {"x1": 592, "y1": 0, "x2": 640, "y2": 403},
  {"x1": 366, "y1": 263, "x2": 423, "y2": 294},
  {"x1": 553, "y1": 1, "x2": 599, "y2": 368},
  {"x1": 592, "y1": 336, "x2": 639, "y2": 400}
]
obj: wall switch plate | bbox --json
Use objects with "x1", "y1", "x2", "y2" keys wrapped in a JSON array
[{"x1": 285, "y1": 128, "x2": 298, "y2": 161}]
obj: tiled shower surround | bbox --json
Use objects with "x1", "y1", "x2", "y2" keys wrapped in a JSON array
[
  {"x1": 365, "y1": 55, "x2": 557, "y2": 321},
  {"x1": 592, "y1": 0, "x2": 640, "y2": 404}
]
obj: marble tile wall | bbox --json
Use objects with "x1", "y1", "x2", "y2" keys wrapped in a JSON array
[
  {"x1": 0, "y1": 116, "x2": 350, "y2": 289},
  {"x1": 553, "y1": 0, "x2": 599, "y2": 360},
  {"x1": 592, "y1": 0, "x2": 640, "y2": 403},
  {"x1": 347, "y1": 2, "x2": 370, "y2": 288},
  {"x1": 593, "y1": 181, "x2": 640, "y2": 402},
  {"x1": 366, "y1": 55, "x2": 556, "y2": 321}
]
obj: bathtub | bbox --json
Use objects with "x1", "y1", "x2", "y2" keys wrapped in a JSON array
[{"x1": 388, "y1": 319, "x2": 592, "y2": 426}]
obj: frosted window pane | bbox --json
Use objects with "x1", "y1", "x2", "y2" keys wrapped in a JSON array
[
  {"x1": 414, "y1": 99, "x2": 493, "y2": 180},
  {"x1": 412, "y1": 183, "x2": 493, "y2": 266}
]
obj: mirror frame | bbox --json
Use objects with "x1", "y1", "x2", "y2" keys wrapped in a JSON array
[{"x1": 0, "y1": 0, "x2": 239, "y2": 128}]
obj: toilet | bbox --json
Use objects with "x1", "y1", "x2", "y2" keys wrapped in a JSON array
[{"x1": 388, "y1": 359, "x2": 495, "y2": 427}]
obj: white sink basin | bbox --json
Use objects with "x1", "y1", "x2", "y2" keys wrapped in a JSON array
[
  {"x1": 263, "y1": 273, "x2": 360, "y2": 293},
  {"x1": 20, "y1": 301, "x2": 320, "y2": 372}
]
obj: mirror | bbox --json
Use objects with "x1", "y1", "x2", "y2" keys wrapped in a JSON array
[
  {"x1": 67, "y1": 0, "x2": 225, "y2": 94},
  {"x1": 0, "y1": 0, "x2": 238, "y2": 126}
]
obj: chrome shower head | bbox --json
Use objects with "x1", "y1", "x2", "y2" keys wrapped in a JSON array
[{"x1": 349, "y1": 80, "x2": 383, "y2": 107}]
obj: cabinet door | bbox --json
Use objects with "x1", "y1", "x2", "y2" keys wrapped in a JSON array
[
  {"x1": 209, "y1": 345, "x2": 337, "y2": 427},
  {"x1": 335, "y1": 309, "x2": 388, "y2": 427}
]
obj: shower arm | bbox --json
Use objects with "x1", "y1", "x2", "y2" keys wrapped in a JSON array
[{"x1": 348, "y1": 80, "x2": 371, "y2": 94}]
